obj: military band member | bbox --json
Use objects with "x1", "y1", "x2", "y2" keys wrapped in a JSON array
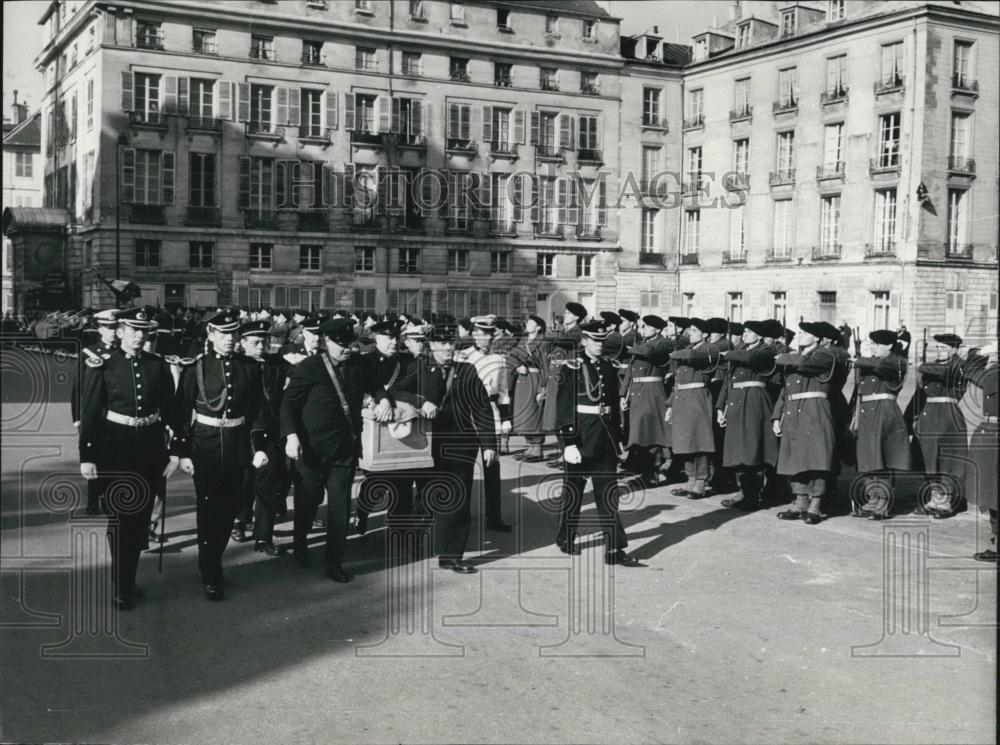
[
  {"x1": 622, "y1": 314, "x2": 672, "y2": 487},
  {"x1": 962, "y1": 342, "x2": 998, "y2": 563},
  {"x1": 78, "y1": 306, "x2": 180, "y2": 610},
  {"x1": 717, "y1": 320, "x2": 778, "y2": 511},
  {"x1": 281, "y1": 318, "x2": 393, "y2": 582},
  {"x1": 510, "y1": 315, "x2": 549, "y2": 463},
  {"x1": 851, "y1": 330, "x2": 910, "y2": 520},
  {"x1": 554, "y1": 321, "x2": 639, "y2": 566},
  {"x1": 175, "y1": 310, "x2": 264, "y2": 600}
]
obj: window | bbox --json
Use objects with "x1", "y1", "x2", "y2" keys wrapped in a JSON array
[
  {"x1": 134, "y1": 72, "x2": 161, "y2": 122},
  {"x1": 356, "y1": 93, "x2": 377, "y2": 134},
  {"x1": 189, "y1": 78, "x2": 214, "y2": 119},
  {"x1": 828, "y1": 0, "x2": 845, "y2": 22},
  {"x1": 491, "y1": 107, "x2": 513, "y2": 150},
  {"x1": 777, "y1": 67, "x2": 798, "y2": 105},
  {"x1": 953, "y1": 41, "x2": 974, "y2": 87},
  {"x1": 247, "y1": 157, "x2": 275, "y2": 212},
  {"x1": 302, "y1": 40, "x2": 323, "y2": 65},
  {"x1": 734, "y1": 138, "x2": 750, "y2": 175},
  {"x1": 643, "y1": 87, "x2": 663, "y2": 127},
  {"x1": 729, "y1": 292, "x2": 744, "y2": 322},
  {"x1": 86, "y1": 78, "x2": 94, "y2": 131},
  {"x1": 947, "y1": 189, "x2": 968, "y2": 253},
  {"x1": 300, "y1": 89, "x2": 323, "y2": 137},
  {"x1": 818, "y1": 291, "x2": 837, "y2": 324},
  {"x1": 873, "y1": 189, "x2": 897, "y2": 253},
  {"x1": 776, "y1": 131, "x2": 795, "y2": 174},
  {"x1": 538, "y1": 111, "x2": 558, "y2": 155},
  {"x1": 137, "y1": 21, "x2": 162, "y2": 49},
  {"x1": 876, "y1": 112, "x2": 901, "y2": 167},
  {"x1": 772, "y1": 200, "x2": 793, "y2": 257},
  {"x1": 771, "y1": 292, "x2": 787, "y2": 322},
  {"x1": 576, "y1": 255, "x2": 593, "y2": 278},
  {"x1": 688, "y1": 88, "x2": 704, "y2": 122},
  {"x1": 537, "y1": 176, "x2": 558, "y2": 232},
  {"x1": 736, "y1": 22, "x2": 750, "y2": 49},
  {"x1": 540, "y1": 68, "x2": 559, "y2": 91},
  {"x1": 734, "y1": 77, "x2": 751, "y2": 115},
  {"x1": 581, "y1": 72, "x2": 599, "y2": 94},
  {"x1": 583, "y1": 19, "x2": 596, "y2": 39},
  {"x1": 190, "y1": 152, "x2": 216, "y2": 207},
  {"x1": 730, "y1": 203, "x2": 746, "y2": 256},
  {"x1": 950, "y1": 112, "x2": 971, "y2": 159},
  {"x1": 250, "y1": 84, "x2": 274, "y2": 132},
  {"x1": 300, "y1": 245, "x2": 322, "y2": 271},
  {"x1": 494, "y1": 62, "x2": 512, "y2": 87},
  {"x1": 355, "y1": 247, "x2": 375, "y2": 272},
  {"x1": 450, "y1": 2, "x2": 465, "y2": 23},
  {"x1": 355, "y1": 288, "x2": 377, "y2": 316},
  {"x1": 447, "y1": 103, "x2": 472, "y2": 145},
  {"x1": 545, "y1": 15, "x2": 559, "y2": 35},
  {"x1": 880, "y1": 42, "x2": 903, "y2": 86},
  {"x1": 819, "y1": 195, "x2": 841, "y2": 253},
  {"x1": 356, "y1": 47, "x2": 377, "y2": 72},
  {"x1": 448, "y1": 249, "x2": 469, "y2": 272},
  {"x1": 642, "y1": 146, "x2": 662, "y2": 191},
  {"x1": 135, "y1": 239, "x2": 161, "y2": 268},
  {"x1": 15, "y1": 153, "x2": 33, "y2": 178},
  {"x1": 193, "y1": 28, "x2": 216, "y2": 54},
  {"x1": 497, "y1": 8, "x2": 511, "y2": 30},
  {"x1": 399, "y1": 247, "x2": 420, "y2": 273},
  {"x1": 537, "y1": 254, "x2": 555, "y2": 277},
  {"x1": 132, "y1": 150, "x2": 163, "y2": 205},
  {"x1": 826, "y1": 55, "x2": 847, "y2": 94},
  {"x1": 682, "y1": 292, "x2": 696, "y2": 317},
  {"x1": 403, "y1": 52, "x2": 422, "y2": 76},
  {"x1": 684, "y1": 209, "x2": 700, "y2": 255},
  {"x1": 687, "y1": 147, "x2": 703, "y2": 187},
  {"x1": 71, "y1": 43, "x2": 78, "y2": 68},
  {"x1": 578, "y1": 115, "x2": 598, "y2": 151},
  {"x1": 409, "y1": 0, "x2": 426, "y2": 19},
  {"x1": 251, "y1": 35, "x2": 275, "y2": 61},
  {"x1": 189, "y1": 241, "x2": 214, "y2": 269},
  {"x1": 491, "y1": 251, "x2": 511, "y2": 274},
  {"x1": 642, "y1": 208, "x2": 658, "y2": 252},
  {"x1": 356, "y1": 0, "x2": 373, "y2": 11},
  {"x1": 639, "y1": 291, "x2": 660, "y2": 311},
  {"x1": 781, "y1": 10, "x2": 796, "y2": 37},
  {"x1": 823, "y1": 123, "x2": 843, "y2": 168},
  {"x1": 395, "y1": 97, "x2": 424, "y2": 144},
  {"x1": 945, "y1": 291, "x2": 966, "y2": 332},
  {"x1": 250, "y1": 243, "x2": 273, "y2": 270},
  {"x1": 872, "y1": 291, "x2": 890, "y2": 329}
]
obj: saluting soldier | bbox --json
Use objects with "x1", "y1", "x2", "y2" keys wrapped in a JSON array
[
  {"x1": 909, "y1": 333, "x2": 968, "y2": 518},
  {"x1": 543, "y1": 303, "x2": 588, "y2": 468},
  {"x1": 600, "y1": 311, "x2": 624, "y2": 360},
  {"x1": 851, "y1": 330, "x2": 910, "y2": 520},
  {"x1": 175, "y1": 310, "x2": 264, "y2": 600},
  {"x1": 509, "y1": 315, "x2": 549, "y2": 463},
  {"x1": 621, "y1": 314, "x2": 672, "y2": 487},
  {"x1": 716, "y1": 320, "x2": 778, "y2": 511},
  {"x1": 78, "y1": 306, "x2": 180, "y2": 610},
  {"x1": 618, "y1": 309, "x2": 640, "y2": 353},
  {"x1": 72, "y1": 308, "x2": 120, "y2": 515},
  {"x1": 667, "y1": 318, "x2": 719, "y2": 499},
  {"x1": 554, "y1": 321, "x2": 639, "y2": 566},
  {"x1": 281, "y1": 318, "x2": 394, "y2": 582},
  {"x1": 706, "y1": 318, "x2": 735, "y2": 493},
  {"x1": 962, "y1": 342, "x2": 998, "y2": 563}
]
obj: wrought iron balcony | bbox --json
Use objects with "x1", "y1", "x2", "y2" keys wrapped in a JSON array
[
  {"x1": 350, "y1": 213, "x2": 382, "y2": 232},
  {"x1": 874, "y1": 74, "x2": 904, "y2": 95},
  {"x1": 351, "y1": 130, "x2": 386, "y2": 147},
  {"x1": 297, "y1": 211, "x2": 330, "y2": 232},
  {"x1": 722, "y1": 251, "x2": 747, "y2": 264},
  {"x1": 136, "y1": 31, "x2": 164, "y2": 50},
  {"x1": 577, "y1": 148, "x2": 603, "y2": 164},
  {"x1": 489, "y1": 219, "x2": 519, "y2": 236},
  {"x1": 682, "y1": 114, "x2": 704, "y2": 129},
  {"x1": 639, "y1": 251, "x2": 666, "y2": 266},
  {"x1": 397, "y1": 133, "x2": 426, "y2": 148},
  {"x1": 187, "y1": 116, "x2": 222, "y2": 133},
  {"x1": 489, "y1": 140, "x2": 518, "y2": 158},
  {"x1": 356, "y1": 59, "x2": 379, "y2": 72},
  {"x1": 772, "y1": 96, "x2": 798, "y2": 114},
  {"x1": 769, "y1": 169, "x2": 795, "y2": 187},
  {"x1": 576, "y1": 224, "x2": 602, "y2": 241},
  {"x1": 947, "y1": 156, "x2": 976, "y2": 175},
  {"x1": 642, "y1": 116, "x2": 668, "y2": 131},
  {"x1": 944, "y1": 243, "x2": 974, "y2": 261},
  {"x1": 128, "y1": 111, "x2": 166, "y2": 128},
  {"x1": 535, "y1": 144, "x2": 563, "y2": 160},
  {"x1": 298, "y1": 126, "x2": 334, "y2": 144},
  {"x1": 540, "y1": 79, "x2": 560, "y2": 92},
  {"x1": 951, "y1": 74, "x2": 978, "y2": 94},
  {"x1": 129, "y1": 204, "x2": 166, "y2": 224},
  {"x1": 820, "y1": 86, "x2": 849, "y2": 105},
  {"x1": 729, "y1": 105, "x2": 753, "y2": 122},
  {"x1": 245, "y1": 121, "x2": 284, "y2": 139},
  {"x1": 494, "y1": 77, "x2": 512, "y2": 88},
  {"x1": 450, "y1": 69, "x2": 471, "y2": 83},
  {"x1": 680, "y1": 252, "x2": 700, "y2": 266},
  {"x1": 765, "y1": 248, "x2": 793, "y2": 262},
  {"x1": 581, "y1": 83, "x2": 600, "y2": 95},
  {"x1": 812, "y1": 244, "x2": 842, "y2": 260},
  {"x1": 243, "y1": 210, "x2": 279, "y2": 229},
  {"x1": 816, "y1": 162, "x2": 845, "y2": 180},
  {"x1": 870, "y1": 157, "x2": 900, "y2": 175},
  {"x1": 865, "y1": 242, "x2": 896, "y2": 258},
  {"x1": 534, "y1": 222, "x2": 564, "y2": 239},
  {"x1": 301, "y1": 51, "x2": 325, "y2": 66},
  {"x1": 446, "y1": 137, "x2": 476, "y2": 153},
  {"x1": 185, "y1": 206, "x2": 220, "y2": 227}
]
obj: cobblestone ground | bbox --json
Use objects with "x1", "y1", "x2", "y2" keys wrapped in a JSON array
[{"x1": 2, "y1": 345, "x2": 995, "y2": 745}]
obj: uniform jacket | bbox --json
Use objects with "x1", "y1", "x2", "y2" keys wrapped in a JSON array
[
  {"x1": 71, "y1": 339, "x2": 117, "y2": 425},
  {"x1": 508, "y1": 336, "x2": 549, "y2": 434},
  {"x1": 623, "y1": 335, "x2": 671, "y2": 449},
  {"x1": 555, "y1": 354, "x2": 623, "y2": 461},
  {"x1": 852, "y1": 353, "x2": 910, "y2": 472},
  {"x1": 772, "y1": 347, "x2": 839, "y2": 475},
  {"x1": 251, "y1": 354, "x2": 290, "y2": 453},
  {"x1": 542, "y1": 329, "x2": 581, "y2": 432},
  {"x1": 667, "y1": 341, "x2": 719, "y2": 454},
  {"x1": 962, "y1": 351, "x2": 998, "y2": 510},
  {"x1": 717, "y1": 343, "x2": 779, "y2": 467},
  {"x1": 910, "y1": 355, "x2": 967, "y2": 476}
]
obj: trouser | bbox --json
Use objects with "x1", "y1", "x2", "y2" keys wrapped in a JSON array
[
  {"x1": 294, "y1": 461, "x2": 355, "y2": 570},
  {"x1": 628, "y1": 445, "x2": 665, "y2": 482},
  {"x1": 100, "y1": 465, "x2": 157, "y2": 600},
  {"x1": 252, "y1": 454, "x2": 287, "y2": 543},
  {"x1": 420, "y1": 457, "x2": 475, "y2": 561},
  {"x1": 683, "y1": 453, "x2": 711, "y2": 485},
  {"x1": 357, "y1": 472, "x2": 417, "y2": 522},
  {"x1": 483, "y1": 456, "x2": 503, "y2": 524},
  {"x1": 193, "y1": 454, "x2": 244, "y2": 586},
  {"x1": 860, "y1": 471, "x2": 898, "y2": 516},
  {"x1": 525, "y1": 434, "x2": 545, "y2": 446},
  {"x1": 734, "y1": 467, "x2": 764, "y2": 502},
  {"x1": 989, "y1": 509, "x2": 998, "y2": 544},
  {"x1": 557, "y1": 456, "x2": 628, "y2": 551},
  {"x1": 236, "y1": 467, "x2": 255, "y2": 526},
  {"x1": 87, "y1": 478, "x2": 101, "y2": 513},
  {"x1": 789, "y1": 471, "x2": 830, "y2": 514},
  {"x1": 761, "y1": 463, "x2": 785, "y2": 503}
]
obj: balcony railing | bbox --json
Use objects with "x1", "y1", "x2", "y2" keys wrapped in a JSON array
[
  {"x1": 298, "y1": 126, "x2": 334, "y2": 143},
  {"x1": 136, "y1": 31, "x2": 164, "y2": 50},
  {"x1": 129, "y1": 204, "x2": 166, "y2": 224},
  {"x1": 870, "y1": 156, "x2": 900, "y2": 175},
  {"x1": 187, "y1": 116, "x2": 222, "y2": 132},
  {"x1": 680, "y1": 252, "x2": 700, "y2": 266},
  {"x1": 865, "y1": 241, "x2": 896, "y2": 258},
  {"x1": 577, "y1": 148, "x2": 603, "y2": 164},
  {"x1": 489, "y1": 219, "x2": 519, "y2": 236},
  {"x1": 765, "y1": 248, "x2": 793, "y2": 262},
  {"x1": 297, "y1": 211, "x2": 330, "y2": 231},
  {"x1": 193, "y1": 41, "x2": 218, "y2": 55},
  {"x1": 403, "y1": 64, "x2": 424, "y2": 77},
  {"x1": 301, "y1": 51, "x2": 325, "y2": 66},
  {"x1": 642, "y1": 116, "x2": 669, "y2": 131},
  {"x1": 682, "y1": 114, "x2": 704, "y2": 129},
  {"x1": 947, "y1": 156, "x2": 976, "y2": 175},
  {"x1": 874, "y1": 74, "x2": 904, "y2": 94},
  {"x1": 945, "y1": 243, "x2": 974, "y2": 261},
  {"x1": 185, "y1": 206, "x2": 221, "y2": 227},
  {"x1": 772, "y1": 96, "x2": 798, "y2": 114},
  {"x1": 534, "y1": 222, "x2": 564, "y2": 239},
  {"x1": 446, "y1": 137, "x2": 476, "y2": 152},
  {"x1": 352, "y1": 130, "x2": 386, "y2": 146},
  {"x1": 250, "y1": 47, "x2": 276, "y2": 61},
  {"x1": 729, "y1": 105, "x2": 753, "y2": 122},
  {"x1": 357, "y1": 59, "x2": 379, "y2": 72},
  {"x1": 128, "y1": 111, "x2": 166, "y2": 128},
  {"x1": 450, "y1": 69, "x2": 471, "y2": 82},
  {"x1": 812, "y1": 244, "x2": 842, "y2": 260},
  {"x1": 722, "y1": 251, "x2": 747, "y2": 264},
  {"x1": 769, "y1": 169, "x2": 795, "y2": 186},
  {"x1": 398, "y1": 260, "x2": 420, "y2": 274},
  {"x1": 243, "y1": 210, "x2": 279, "y2": 229},
  {"x1": 952, "y1": 74, "x2": 979, "y2": 94},
  {"x1": 397, "y1": 133, "x2": 426, "y2": 148},
  {"x1": 639, "y1": 251, "x2": 666, "y2": 266},
  {"x1": 581, "y1": 83, "x2": 600, "y2": 95},
  {"x1": 245, "y1": 121, "x2": 284, "y2": 139},
  {"x1": 536, "y1": 144, "x2": 563, "y2": 160},
  {"x1": 576, "y1": 224, "x2": 602, "y2": 241},
  {"x1": 351, "y1": 213, "x2": 382, "y2": 232},
  {"x1": 816, "y1": 162, "x2": 845, "y2": 180},
  {"x1": 489, "y1": 140, "x2": 518, "y2": 157},
  {"x1": 820, "y1": 86, "x2": 849, "y2": 104},
  {"x1": 494, "y1": 77, "x2": 513, "y2": 88},
  {"x1": 540, "y1": 79, "x2": 560, "y2": 92}
]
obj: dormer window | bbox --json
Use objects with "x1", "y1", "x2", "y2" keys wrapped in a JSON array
[
  {"x1": 582, "y1": 19, "x2": 596, "y2": 40},
  {"x1": 827, "y1": 0, "x2": 846, "y2": 22},
  {"x1": 545, "y1": 14, "x2": 559, "y2": 36},
  {"x1": 781, "y1": 10, "x2": 796, "y2": 38},
  {"x1": 645, "y1": 38, "x2": 659, "y2": 59},
  {"x1": 693, "y1": 37, "x2": 708, "y2": 61},
  {"x1": 736, "y1": 22, "x2": 750, "y2": 49}
]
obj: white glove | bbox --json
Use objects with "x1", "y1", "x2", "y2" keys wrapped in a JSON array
[
  {"x1": 620, "y1": 397, "x2": 628, "y2": 411},
  {"x1": 483, "y1": 449, "x2": 497, "y2": 467},
  {"x1": 564, "y1": 445, "x2": 582, "y2": 465},
  {"x1": 516, "y1": 365, "x2": 528, "y2": 375},
  {"x1": 501, "y1": 420, "x2": 512, "y2": 434},
  {"x1": 285, "y1": 434, "x2": 302, "y2": 461},
  {"x1": 716, "y1": 410, "x2": 727, "y2": 428},
  {"x1": 664, "y1": 407, "x2": 672, "y2": 423},
  {"x1": 252, "y1": 451, "x2": 269, "y2": 469},
  {"x1": 162, "y1": 455, "x2": 180, "y2": 478},
  {"x1": 772, "y1": 420, "x2": 782, "y2": 437},
  {"x1": 179, "y1": 457, "x2": 195, "y2": 475},
  {"x1": 421, "y1": 401, "x2": 438, "y2": 419},
  {"x1": 80, "y1": 462, "x2": 98, "y2": 480}
]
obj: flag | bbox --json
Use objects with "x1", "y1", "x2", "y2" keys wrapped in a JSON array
[{"x1": 916, "y1": 182, "x2": 930, "y2": 204}]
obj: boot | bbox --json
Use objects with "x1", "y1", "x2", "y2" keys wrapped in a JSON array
[
  {"x1": 803, "y1": 496, "x2": 824, "y2": 524},
  {"x1": 778, "y1": 494, "x2": 809, "y2": 520}
]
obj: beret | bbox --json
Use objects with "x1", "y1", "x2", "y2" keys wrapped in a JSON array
[
  {"x1": 869, "y1": 329, "x2": 899, "y2": 345},
  {"x1": 565, "y1": 302, "x2": 587, "y2": 319},
  {"x1": 642, "y1": 314, "x2": 666, "y2": 330},
  {"x1": 933, "y1": 333, "x2": 962, "y2": 348},
  {"x1": 600, "y1": 311, "x2": 622, "y2": 326}
]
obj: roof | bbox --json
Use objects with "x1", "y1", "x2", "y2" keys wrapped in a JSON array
[
  {"x1": 505, "y1": 1, "x2": 612, "y2": 19},
  {"x1": 2, "y1": 207, "x2": 71, "y2": 234},
  {"x1": 2, "y1": 112, "x2": 42, "y2": 149},
  {"x1": 661, "y1": 42, "x2": 693, "y2": 66}
]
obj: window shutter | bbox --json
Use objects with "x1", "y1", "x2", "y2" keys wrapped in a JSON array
[
  {"x1": 469, "y1": 288, "x2": 480, "y2": 316},
  {"x1": 530, "y1": 175, "x2": 540, "y2": 223},
  {"x1": 324, "y1": 89, "x2": 338, "y2": 132},
  {"x1": 378, "y1": 96, "x2": 390, "y2": 133},
  {"x1": 163, "y1": 76, "x2": 178, "y2": 113},
  {"x1": 274, "y1": 286, "x2": 288, "y2": 308},
  {"x1": 514, "y1": 109, "x2": 525, "y2": 144},
  {"x1": 559, "y1": 114, "x2": 575, "y2": 149},
  {"x1": 344, "y1": 92, "x2": 355, "y2": 131},
  {"x1": 276, "y1": 160, "x2": 287, "y2": 209},
  {"x1": 388, "y1": 289, "x2": 399, "y2": 313},
  {"x1": 343, "y1": 163, "x2": 355, "y2": 208},
  {"x1": 288, "y1": 287, "x2": 300, "y2": 308},
  {"x1": 529, "y1": 111, "x2": 540, "y2": 145},
  {"x1": 482, "y1": 105, "x2": 493, "y2": 144},
  {"x1": 177, "y1": 77, "x2": 189, "y2": 114},
  {"x1": 391, "y1": 97, "x2": 401, "y2": 133},
  {"x1": 597, "y1": 179, "x2": 607, "y2": 226},
  {"x1": 513, "y1": 173, "x2": 523, "y2": 222},
  {"x1": 237, "y1": 83, "x2": 250, "y2": 122},
  {"x1": 322, "y1": 164, "x2": 337, "y2": 207},
  {"x1": 447, "y1": 103, "x2": 459, "y2": 139},
  {"x1": 376, "y1": 166, "x2": 388, "y2": 215},
  {"x1": 325, "y1": 287, "x2": 338, "y2": 308},
  {"x1": 466, "y1": 105, "x2": 475, "y2": 141},
  {"x1": 238, "y1": 156, "x2": 250, "y2": 209},
  {"x1": 121, "y1": 71, "x2": 134, "y2": 111},
  {"x1": 480, "y1": 172, "x2": 493, "y2": 218},
  {"x1": 512, "y1": 291, "x2": 521, "y2": 317},
  {"x1": 596, "y1": 114, "x2": 603, "y2": 149},
  {"x1": 421, "y1": 100, "x2": 430, "y2": 136},
  {"x1": 162, "y1": 151, "x2": 175, "y2": 206},
  {"x1": 557, "y1": 177, "x2": 568, "y2": 224},
  {"x1": 121, "y1": 147, "x2": 135, "y2": 202},
  {"x1": 287, "y1": 88, "x2": 300, "y2": 127},
  {"x1": 215, "y1": 81, "x2": 231, "y2": 120},
  {"x1": 420, "y1": 168, "x2": 438, "y2": 216},
  {"x1": 565, "y1": 177, "x2": 578, "y2": 225},
  {"x1": 276, "y1": 87, "x2": 289, "y2": 125}
]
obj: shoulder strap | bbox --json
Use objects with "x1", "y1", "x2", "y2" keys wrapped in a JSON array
[{"x1": 321, "y1": 354, "x2": 355, "y2": 437}]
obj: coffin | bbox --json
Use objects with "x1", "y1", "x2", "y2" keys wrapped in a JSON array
[{"x1": 358, "y1": 401, "x2": 434, "y2": 472}]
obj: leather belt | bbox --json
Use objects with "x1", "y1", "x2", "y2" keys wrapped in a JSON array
[
  {"x1": 676, "y1": 382, "x2": 705, "y2": 390},
  {"x1": 925, "y1": 397, "x2": 959, "y2": 404},
  {"x1": 790, "y1": 392, "x2": 826, "y2": 401},
  {"x1": 733, "y1": 381, "x2": 766, "y2": 389},
  {"x1": 195, "y1": 413, "x2": 245, "y2": 428},
  {"x1": 577, "y1": 405, "x2": 611, "y2": 415},
  {"x1": 106, "y1": 411, "x2": 161, "y2": 427},
  {"x1": 861, "y1": 393, "x2": 897, "y2": 402},
  {"x1": 632, "y1": 376, "x2": 663, "y2": 382}
]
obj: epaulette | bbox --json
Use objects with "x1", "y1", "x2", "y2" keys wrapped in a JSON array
[
  {"x1": 83, "y1": 355, "x2": 104, "y2": 368},
  {"x1": 82, "y1": 347, "x2": 103, "y2": 361},
  {"x1": 564, "y1": 358, "x2": 583, "y2": 370}
]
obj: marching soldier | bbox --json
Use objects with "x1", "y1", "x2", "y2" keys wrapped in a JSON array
[
  {"x1": 281, "y1": 318, "x2": 394, "y2": 582},
  {"x1": 963, "y1": 342, "x2": 998, "y2": 563},
  {"x1": 851, "y1": 330, "x2": 910, "y2": 520},
  {"x1": 543, "y1": 303, "x2": 587, "y2": 468},
  {"x1": 78, "y1": 307, "x2": 180, "y2": 610},
  {"x1": 175, "y1": 310, "x2": 264, "y2": 600},
  {"x1": 554, "y1": 320, "x2": 639, "y2": 566},
  {"x1": 717, "y1": 320, "x2": 778, "y2": 511},
  {"x1": 509, "y1": 315, "x2": 549, "y2": 463},
  {"x1": 621, "y1": 314, "x2": 672, "y2": 487},
  {"x1": 909, "y1": 333, "x2": 968, "y2": 518},
  {"x1": 72, "y1": 308, "x2": 120, "y2": 515},
  {"x1": 667, "y1": 318, "x2": 719, "y2": 499}
]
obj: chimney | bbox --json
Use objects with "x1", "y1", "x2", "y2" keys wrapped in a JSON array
[
  {"x1": 729, "y1": 0, "x2": 741, "y2": 21},
  {"x1": 653, "y1": 25, "x2": 659, "y2": 34},
  {"x1": 11, "y1": 90, "x2": 28, "y2": 124}
]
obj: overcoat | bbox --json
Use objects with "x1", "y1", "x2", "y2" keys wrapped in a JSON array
[
  {"x1": 963, "y1": 352, "x2": 998, "y2": 511},
  {"x1": 717, "y1": 343, "x2": 779, "y2": 468},
  {"x1": 910, "y1": 356, "x2": 967, "y2": 480},
  {"x1": 508, "y1": 336, "x2": 549, "y2": 434},
  {"x1": 667, "y1": 341, "x2": 718, "y2": 455},
  {"x1": 772, "y1": 348, "x2": 839, "y2": 475},
  {"x1": 853, "y1": 354, "x2": 910, "y2": 473},
  {"x1": 623, "y1": 335, "x2": 671, "y2": 449}
]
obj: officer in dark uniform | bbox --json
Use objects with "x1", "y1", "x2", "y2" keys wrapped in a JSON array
[
  {"x1": 72, "y1": 308, "x2": 120, "y2": 515},
  {"x1": 543, "y1": 303, "x2": 587, "y2": 468},
  {"x1": 281, "y1": 318, "x2": 394, "y2": 582},
  {"x1": 554, "y1": 321, "x2": 639, "y2": 566},
  {"x1": 963, "y1": 342, "x2": 998, "y2": 563},
  {"x1": 175, "y1": 310, "x2": 264, "y2": 600},
  {"x1": 78, "y1": 306, "x2": 180, "y2": 610}
]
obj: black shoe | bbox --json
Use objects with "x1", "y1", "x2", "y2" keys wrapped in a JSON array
[
  {"x1": 487, "y1": 520, "x2": 513, "y2": 533},
  {"x1": 148, "y1": 524, "x2": 159, "y2": 542},
  {"x1": 867, "y1": 512, "x2": 889, "y2": 521},
  {"x1": 776, "y1": 510, "x2": 803, "y2": 520},
  {"x1": 803, "y1": 511, "x2": 824, "y2": 525},
  {"x1": 255, "y1": 540, "x2": 280, "y2": 556},
  {"x1": 604, "y1": 551, "x2": 641, "y2": 567},
  {"x1": 114, "y1": 596, "x2": 133, "y2": 611},
  {"x1": 931, "y1": 509, "x2": 955, "y2": 520},
  {"x1": 293, "y1": 550, "x2": 313, "y2": 568},
  {"x1": 973, "y1": 549, "x2": 997, "y2": 563},
  {"x1": 231, "y1": 525, "x2": 248, "y2": 543},
  {"x1": 911, "y1": 505, "x2": 929, "y2": 515},
  {"x1": 355, "y1": 513, "x2": 368, "y2": 536},
  {"x1": 205, "y1": 584, "x2": 224, "y2": 601},
  {"x1": 439, "y1": 559, "x2": 478, "y2": 574},
  {"x1": 556, "y1": 540, "x2": 581, "y2": 555},
  {"x1": 326, "y1": 566, "x2": 355, "y2": 583},
  {"x1": 721, "y1": 497, "x2": 758, "y2": 511},
  {"x1": 545, "y1": 459, "x2": 564, "y2": 469}
]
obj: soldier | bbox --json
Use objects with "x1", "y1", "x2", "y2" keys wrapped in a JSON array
[
  {"x1": 909, "y1": 333, "x2": 968, "y2": 518},
  {"x1": 717, "y1": 320, "x2": 778, "y2": 511},
  {"x1": 509, "y1": 315, "x2": 549, "y2": 463},
  {"x1": 850, "y1": 330, "x2": 910, "y2": 520},
  {"x1": 706, "y1": 318, "x2": 735, "y2": 493},
  {"x1": 963, "y1": 342, "x2": 998, "y2": 563},
  {"x1": 78, "y1": 306, "x2": 180, "y2": 610},
  {"x1": 543, "y1": 303, "x2": 587, "y2": 468},
  {"x1": 72, "y1": 308, "x2": 120, "y2": 515},
  {"x1": 667, "y1": 318, "x2": 719, "y2": 499},
  {"x1": 621, "y1": 314, "x2": 672, "y2": 487},
  {"x1": 772, "y1": 322, "x2": 841, "y2": 524},
  {"x1": 600, "y1": 310, "x2": 624, "y2": 360},
  {"x1": 618, "y1": 309, "x2": 640, "y2": 351},
  {"x1": 553, "y1": 321, "x2": 639, "y2": 566},
  {"x1": 281, "y1": 318, "x2": 393, "y2": 582},
  {"x1": 175, "y1": 309, "x2": 264, "y2": 600},
  {"x1": 666, "y1": 316, "x2": 690, "y2": 350}
]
